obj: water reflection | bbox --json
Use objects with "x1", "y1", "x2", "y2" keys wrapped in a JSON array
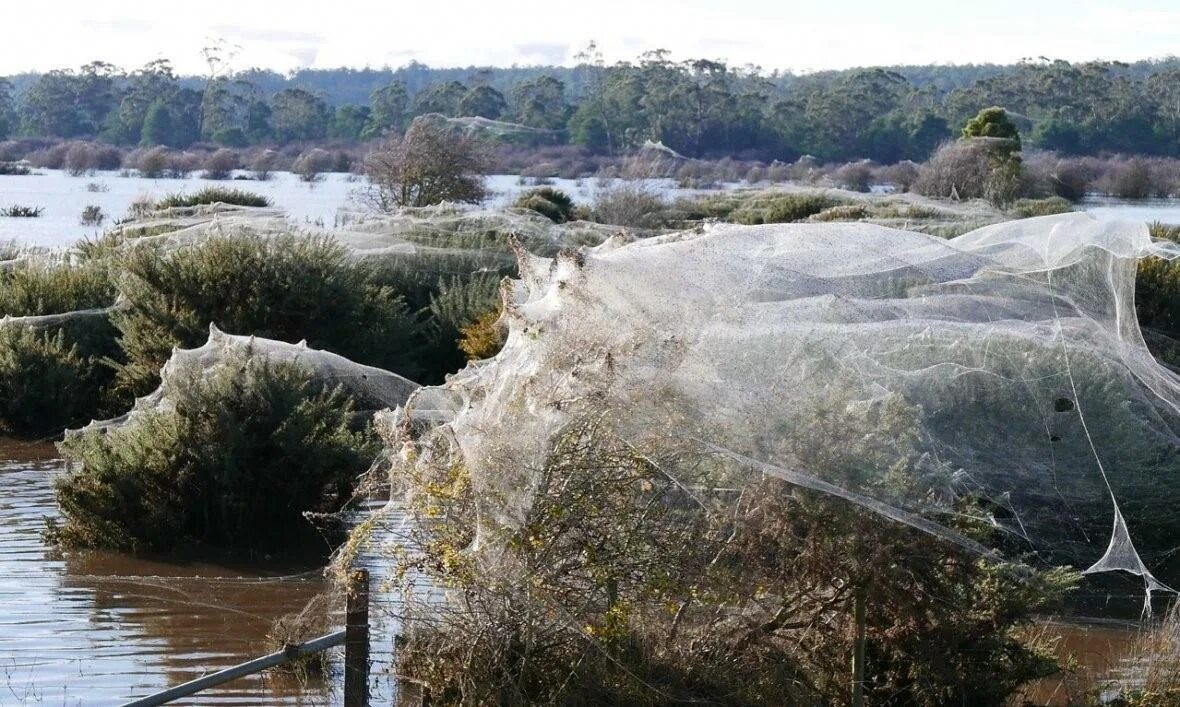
[{"x1": 0, "y1": 438, "x2": 336, "y2": 705}]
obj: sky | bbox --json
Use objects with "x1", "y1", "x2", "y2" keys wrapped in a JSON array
[{"x1": 5, "y1": 0, "x2": 1180, "y2": 75}]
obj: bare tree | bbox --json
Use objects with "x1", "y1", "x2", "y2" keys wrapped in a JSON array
[{"x1": 364, "y1": 119, "x2": 490, "y2": 211}]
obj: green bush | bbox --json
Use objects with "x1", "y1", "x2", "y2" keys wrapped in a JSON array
[
  {"x1": 0, "y1": 257, "x2": 122, "y2": 433},
  {"x1": 111, "y1": 233, "x2": 421, "y2": 396},
  {"x1": 1010, "y1": 196, "x2": 1073, "y2": 218},
  {"x1": 514, "y1": 187, "x2": 576, "y2": 223},
  {"x1": 0, "y1": 258, "x2": 115, "y2": 318},
  {"x1": 155, "y1": 187, "x2": 272, "y2": 209},
  {"x1": 732, "y1": 193, "x2": 837, "y2": 224},
  {"x1": 0, "y1": 326, "x2": 91, "y2": 436},
  {"x1": 54, "y1": 353, "x2": 377, "y2": 552}
]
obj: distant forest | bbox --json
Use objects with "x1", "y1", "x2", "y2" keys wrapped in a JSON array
[{"x1": 4, "y1": 51, "x2": 1180, "y2": 163}]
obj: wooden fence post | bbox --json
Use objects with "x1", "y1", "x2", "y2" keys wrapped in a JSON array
[{"x1": 344, "y1": 568, "x2": 370, "y2": 707}]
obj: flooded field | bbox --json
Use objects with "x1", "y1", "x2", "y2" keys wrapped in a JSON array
[
  {"x1": 0, "y1": 170, "x2": 698, "y2": 247},
  {"x1": 0, "y1": 437, "x2": 1160, "y2": 705},
  {"x1": 0, "y1": 438, "x2": 337, "y2": 705}
]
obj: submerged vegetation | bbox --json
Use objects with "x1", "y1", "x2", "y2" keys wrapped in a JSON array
[{"x1": 0, "y1": 205, "x2": 44, "y2": 217}]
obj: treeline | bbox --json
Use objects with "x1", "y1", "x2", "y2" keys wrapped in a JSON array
[{"x1": 7, "y1": 55, "x2": 1180, "y2": 162}]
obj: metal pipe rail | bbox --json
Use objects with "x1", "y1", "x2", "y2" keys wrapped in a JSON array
[
  {"x1": 119, "y1": 568, "x2": 371, "y2": 707},
  {"x1": 119, "y1": 630, "x2": 346, "y2": 707}
]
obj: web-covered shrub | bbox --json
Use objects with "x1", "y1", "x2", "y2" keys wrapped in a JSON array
[
  {"x1": 0, "y1": 256, "x2": 120, "y2": 433},
  {"x1": 111, "y1": 233, "x2": 421, "y2": 396},
  {"x1": 54, "y1": 352, "x2": 377, "y2": 552},
  {"x1": 369, "y1": 213, "x2": 1180, "y2": 704},
  {"x1": 0, "y1": 326, "x2": 91, "y2": 436}
]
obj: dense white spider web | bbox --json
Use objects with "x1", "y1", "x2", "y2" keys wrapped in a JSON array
[{"x1": 388, "y1": 212, "x2": 1180, "y2": 606}]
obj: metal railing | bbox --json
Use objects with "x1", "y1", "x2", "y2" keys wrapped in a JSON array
[{"x1": 119, "y1": 569, "x2": 371, "y2": 707}]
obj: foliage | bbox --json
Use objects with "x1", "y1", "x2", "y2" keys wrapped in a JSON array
[
  {"x1": 365, "y1": 119, "x2": 490, "y2": 209},
  {"x1": 155, "y1": 187, "x2": 271, "y2": 208},
  {"x1": 363, "y1": 81, "x2": 408, "y2": 138},
  {"x1": 110, "y1": 233, "x2": 420, "y2": 396},
  {"x1": 12, "y1": 56, "x2": 1180, "y2": 162},
  {"x1": 513, "y1": 186, "x2": 576, "y2": 223},
  {"x1": 390, "y1": 411, "x2": 1078, "y2": 705},
  {"x1": 724, "y1": 192, "x2": 839, "y2": 224},
  {"x1": 590, "y1": 181, "x2": 671, "y2": 229},
  {"x1": 457, "y1": 308, "x2": 505, "y2": 361},
  {"x1": 1010, "y1": 196, "x2": 1074, "y2": 218},
  {"x1": 270, "y1": 88, "x2": 330, "y2": 142},
  {"x1": 0, "y1": 326, "x2": 91, "y2": 436},
  {"x1": 54, "y1": 353, "x2": 377, "y2": 552},
  {"x1": 0, "y1": 205, "x2": 44, "y2": 217},
  {"x1": 962, "y1": 106, "x2": 1022, "y2": 149},
  {"x1": 914, "y1": 138, "x2": 1023, "y2": 206}
]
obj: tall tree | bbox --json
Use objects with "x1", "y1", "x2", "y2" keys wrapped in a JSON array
[
  {"x1": 458, "y1": 85, "x2": 507, "y2": 120},
  {"x1": 270, "y1": 88, "x2": 330, "y2": 141},
  {"x1": 364, "y1": 81, "x2": 408, "y2": 138},
  {"x1": 511, "y1": 75, "x2": 567, "y2": 130},
  {"x1": 410, "y1": 81, "x2": 466, "y2": 117},
  {"x1": 0, "y1": 78, "x2": 15, "y2": 140}
]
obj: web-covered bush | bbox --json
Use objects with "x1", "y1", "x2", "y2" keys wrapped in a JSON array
[
  {"x1": 370, "y1": 212, "x2": 1180, "y2": 703},
  {"x1": 54, "y1": 351, "x2": 378, "y2": 552},
  {"x1": 110, "y1": 233, "x2": 421, "y2": 396}
]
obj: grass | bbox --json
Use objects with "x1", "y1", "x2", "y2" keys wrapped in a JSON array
[
  {"x1": 155, "y1": 187, "x2": 272, "y2": 209},
  {"x1": 1010, "y1": 196, "x2": 1075, "y2": 218},
  {"x1": 0, "y1": 205, "x2": 44, "y2": 218}
]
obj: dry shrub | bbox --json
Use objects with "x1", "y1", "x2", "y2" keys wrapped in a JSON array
[
  {"x1": 913, "y1": 138, "x2": 1022, "y2": 206},
  {"x1": 388, "y1": 409, "x2": 1076, "y2": 706},
  {"x1": 590, "y1": 181, "x2": 670, "y2": 230},
  {"x1": 201, "y1": 148, "x2": 239, "y2": 180},
  {"x1": 268, "y1": 592, "x2": 337, "y2": 679},
  {"x1": 365, "y1": 119, "x2": 490, "y2": 210}
]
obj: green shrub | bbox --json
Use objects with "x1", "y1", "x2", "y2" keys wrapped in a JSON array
[
  {"x1": 810, "y1": 203, "x2": 871, "y2": 222},
  {"x1": 54, "y1": 353, "x2": 377, "y2": 552},
  {"x1": 0, "y1": 257, "x2": 122, "y2": 432},
  {"x1": 155, "y1": 187, "x2": 271, "y2": 209},
  {"x1": 111, "y1": 233, "x2": 421, "y2": 396},
  {"x1": 0, "y1": 326, "x2": 90, "y2": 436},
  {"x1": 0, "y1": 258, "x2": 115, "y2": 318},
  {"x1": 515, "y1": 187, "x2": 576, "y2": 223},
  {"x1": 1010, "y1": 196, "x2": 1073, "y2": 218},
  {"x1": 733, "y1": 193, "x2": 837, "y2": 224}
]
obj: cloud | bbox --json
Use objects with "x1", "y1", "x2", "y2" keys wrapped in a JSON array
[
  {"x1": 210, "y1": 25, "x2": 325, "y2": 45},
  {"x1": 513, "y1": 42, "x2": 569, "y2": 65}
]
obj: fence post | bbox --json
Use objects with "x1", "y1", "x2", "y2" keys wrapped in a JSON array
[
  {"x1": 851, "y1": 585, "x2": 867, "y2": 707},
  {"x1": 344, "y1": 568, "x2": 370, "y2": 707}
]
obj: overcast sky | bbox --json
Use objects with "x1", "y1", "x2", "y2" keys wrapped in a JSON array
[{"x1": 5, "y1": 1, "x2": 1180, "y2": 75}]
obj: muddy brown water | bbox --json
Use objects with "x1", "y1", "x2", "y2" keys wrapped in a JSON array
[
  {"x1": 0, "y1": 438, "x2": 341, "y2": 705},
  {"x1": 0, "y1": 439, "x2": 1158, "y2": 705}
]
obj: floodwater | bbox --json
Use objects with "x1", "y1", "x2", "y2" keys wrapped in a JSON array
[
  {"x1": 0, "y1": 438, "x2": 338, "y2": 705},
  {"x1": 0, "y1": 169, "x2": 700, "y2": 247},
  {"x1": 0, "y1": 438, "x2": 1159, "y2": 706}
]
